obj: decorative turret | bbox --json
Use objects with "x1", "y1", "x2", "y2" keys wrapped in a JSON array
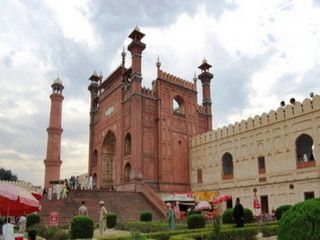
[
  {"x1": 127, "y1": 26, "x2": 146, "y2": 92},
  {"x1": 88, "y1": 70, "x2": 101, "y2": 117},
  {"x1": 44, "y1": 77, "x2": 64, "y2": 188},
  {"x1": 198, "y1": 58, "x2": 213, "y2": 115},
  {"x1": 121, "y1": 47, "x2": 126, "y2": 67},
  {"x1": 51, "y1": 77, "x2": 64, "y2": 94},
  {"x1": 156, "y1": 56, "x2": 161, "y2": 76}
]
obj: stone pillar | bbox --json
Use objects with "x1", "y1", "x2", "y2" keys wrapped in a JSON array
[{"x1": 44, "y1": 78, "x2": 64, "y2": 188}]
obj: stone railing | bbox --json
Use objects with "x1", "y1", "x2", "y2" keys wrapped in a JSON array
[
  {"x1": 135, "y1": 181, "x2": 167, "y2": 218},
  {"x1": 191, "y1": 95, "x2": 320, "y2": 146}
]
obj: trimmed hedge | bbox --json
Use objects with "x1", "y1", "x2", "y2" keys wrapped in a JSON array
[
  {"x1": 140, "y1": 211, "x2": 153, "y2": 222},
  {"x1": 222, "y1": 208, "x2": 254, "y2": 224},
  {"x1": 116, "y1": 221, "x2": 186, "y2": 233},
  {"x1": 28, "y1": 224, "x2": 69, "y2": 240},
  {"x1": 275, "y1": 205, "x2": 292, "y2": 220},
  {"x1": 171, "y1": 227, "x2": 260, "y2": 240},
  {"x1": 106, "y1": 213, "x2": 117, "y2": 228},
  {"x1": 278, "y1": 198, "x2": 320, "y2": 240},
  {"x1": 187, "y1": 214, "x2": 206, "y2": 229},
  {"x1": 107, "y1": 224, "x2": 278, "y2": 240},
  {"x1": 26, "y1": 214, "x2": 40, "y2": 229},
  {"x1": 70, "y1": 216, "x2": 94, "y2": 239},
  {"x1": 261, "y1": 225, "x2": 278, "y2": 237}
]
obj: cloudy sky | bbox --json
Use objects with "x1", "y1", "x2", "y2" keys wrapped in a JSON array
[{"x1": 0, "y1": 0, "x2": 320, "y2": 186}]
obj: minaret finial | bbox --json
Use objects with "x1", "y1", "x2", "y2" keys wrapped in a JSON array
[
  {"x1": 156, "y1": 56, "x2": 161, "y2": 69},
  {"x1": 121, "y1": 46, "x2": 126, "y2": 66},
  {"x1": 193, "y1": 72, "x2": 197, "y2": 84}
]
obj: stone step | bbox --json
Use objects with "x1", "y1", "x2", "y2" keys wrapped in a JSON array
[{"x1": 39, "y1": 190, "x2": 163, "y2": 225}]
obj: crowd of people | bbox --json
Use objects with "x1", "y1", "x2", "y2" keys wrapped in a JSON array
[{"x1": 44, "y1": 175, "x2": 95, "y2": 201}]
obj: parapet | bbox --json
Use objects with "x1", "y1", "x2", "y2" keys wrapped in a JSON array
[
  {"x1": 141, "y1": 87, "x2": 155, "y2": 98},
  {"x1": 158, "y1": 69, "x2": 196, "y2": 92},
  {"x1": 191, "y1": 94, "x2": 320, "y2": 146},
  {"x1": 99, "y1": 65, "x2": 124, "y2": 90}
]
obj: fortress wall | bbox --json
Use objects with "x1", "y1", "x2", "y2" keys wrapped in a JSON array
[
  {"x1": 191, "y1": 95, "x2": 320, "y2": 146},
  {"x1": 190, "y1": 95, "x2": 320, "y2": 213}
]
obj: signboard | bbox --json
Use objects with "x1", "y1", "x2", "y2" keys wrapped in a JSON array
[{"x1": 50, "y1": 212, "x2": 58, "y2": 226}]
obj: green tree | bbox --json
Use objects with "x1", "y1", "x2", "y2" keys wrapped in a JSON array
[{"x1": 0, "y1": 168, "x2": 18, "y2": 181}]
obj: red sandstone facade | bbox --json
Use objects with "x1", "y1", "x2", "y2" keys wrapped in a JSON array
[
  {"x1": 44, "y1": 78, "x2": 64, "y2": 188},
  {"x1": 88, "y1": 27, "x2": 213, "y2": 192}
]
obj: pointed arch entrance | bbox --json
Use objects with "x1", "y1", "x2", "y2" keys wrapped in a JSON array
[
  {"x1": 124, "y1": 162, "x2": 131, "y2": 183},
  {"x1": 102, "y1": 130, "x2": 116, "y2": 188}
]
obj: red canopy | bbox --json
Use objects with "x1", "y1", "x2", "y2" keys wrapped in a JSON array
[
  {"x1": 0, "y1": 182, "x2": 40, "y2": 216},
  {"x1": 212, "y1": 194, "x2": 232, "y2": 205},
  {"x1": 31, "y1": 192, "x2": 43, "y2": 201}
]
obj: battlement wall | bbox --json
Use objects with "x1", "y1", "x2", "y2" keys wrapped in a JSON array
[
  {"x1": 191, "y1": 95, "x2": 320, "y2": 146},
  {"x1": 158, "y1": 69, "x2": 196, "y2": 91},
  {"x1": 141, "y1": 87, "x2": 155, "y2": 98}
]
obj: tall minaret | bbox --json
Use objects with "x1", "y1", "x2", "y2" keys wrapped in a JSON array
[
  {"x1": 198, "y1": 58, "x2": 213, "y2": 130},
  {"x1": 44, "y1": 77, "x2": 64, "y2": 188}
]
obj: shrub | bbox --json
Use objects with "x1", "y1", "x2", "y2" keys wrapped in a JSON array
[
  {"x1": 26, "y1": 214, "x2": 40, "y2": 229},
  {"x1": 222, "y1": 208, "x2": 233, "y2": 224},
  {"x1": 28, "y1": 225, "x2": 69, "y2": 240},
  {"x1": 187, "y1": 213, "x2": 205, "y2": 229},
  {"x1": 278, "y1": 198, "x2": 320, "y2": 240},
  {"x1": 70, "y1": 216, "x2": 94, "y2": 239},
  {"x1": 106, "y1": 213, "x2": 117, "y2": 228},
  {"x1": 222, "y1": 208, "x2": 254, "y2": 224},
  {"x1": 243, "y1": 208, "x2": 254, "y2": 223},
  {"x1": 209, "y1": 217, "x2": 221, "y2": 240},
  {"x1": 275, "y1": 205, "x2": 292, "y2": 220},
  {"x1": 140, "y1": 211, "x2": 152, "y2": 222}
]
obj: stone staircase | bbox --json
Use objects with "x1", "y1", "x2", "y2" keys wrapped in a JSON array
[{"x1": 39, "y1": 190, "x2": 164, "y2": 225}]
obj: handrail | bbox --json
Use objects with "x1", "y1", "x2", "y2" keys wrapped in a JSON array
[{"x1": 137, "y1": 181, "x2": 167, "y2": 218}]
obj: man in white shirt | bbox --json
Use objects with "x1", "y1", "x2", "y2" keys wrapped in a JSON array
[
  {"x1": 78, "y1": 201, "x2": 88, "y2": 216},
  {"x1": 18, "y1": 215, "x2": 26, "y2": 233},
  {"x1": 2, "y1": 218, "x2": 14, "y2": 240}
]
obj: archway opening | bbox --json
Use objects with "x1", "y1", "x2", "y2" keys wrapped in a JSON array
[
  {"x1": 222, "y1": 152, "x2": 234, "y2": 179},
  {"x1": 173, "y1": 96, "x2": 185, "y2": 115},
  {"x1": 124, "y1": 162, "x2": 131, "y2": 183},
  {"x1": 102, "y1": 130, "x2": 116, "y2": 188},
  {"x1": 296, "y1": 134, "x2": 315, "y2": 162}
]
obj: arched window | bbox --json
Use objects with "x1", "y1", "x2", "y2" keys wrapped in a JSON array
[
  {"x1": 296, "y1": 134, "x2": 315, "y2": 163},
  {"x1": 92, "y1": 150, "x2": 98, "y2": 167},
  {"x1": 124, "y1": 163, "x2": 131, "y2": 183},
  {"x1": 222, "y1": 152, "x2": 234, "y2": 179},
  {"x1": 124, "y1": 133, "x2": 131, "y2": 155},
  {"x1": 173, "y1": 96, "x2": 185, "y2": 115}
]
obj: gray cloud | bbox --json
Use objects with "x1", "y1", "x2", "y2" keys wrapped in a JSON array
[{"x1": 0, "y1": 0, "x2": 319, "y2": 185}]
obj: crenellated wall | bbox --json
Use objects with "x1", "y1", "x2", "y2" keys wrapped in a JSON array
[
  {"x1": 158, "y1": 69, "x2": 196, "y2": 92},
  {"x1": 190, "y1": 95, "x2": 320, "y2": 213},
  {"x1": 191, "y1": 95, "x2": 320, "y2": 146}
]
